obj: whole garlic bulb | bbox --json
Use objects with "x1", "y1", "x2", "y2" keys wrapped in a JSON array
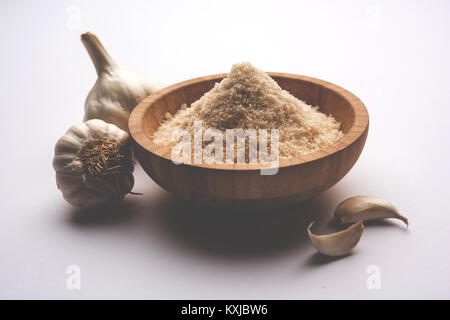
[
  {"x1": 81, "y1": 32, "x2": 164, "y2": 131},
  {"x1": 53, "y1": 119, "x2": 135, "y2": 208}
]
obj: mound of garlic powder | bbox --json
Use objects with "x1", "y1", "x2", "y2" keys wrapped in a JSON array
[{"x1": 153, "y1": 62, "x2": 344, "y2": 160}]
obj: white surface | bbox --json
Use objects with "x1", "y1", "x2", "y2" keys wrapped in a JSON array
[{"x1": 1, "y1": 0, "x2": 449, "y2": 299}]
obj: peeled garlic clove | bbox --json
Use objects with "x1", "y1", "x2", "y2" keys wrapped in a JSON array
[
  {"x1": 308, "y1": 220, "x2": 364, "y2": 257},
  {"x1": 335, "y1": 196, "x2": 408, "y2": 226}
]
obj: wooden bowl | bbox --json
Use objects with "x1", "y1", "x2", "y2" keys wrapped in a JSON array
[{"x1": 129, "y1": 73, "x2": 369, "y2": 208}]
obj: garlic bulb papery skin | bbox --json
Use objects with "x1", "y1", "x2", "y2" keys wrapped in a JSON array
[
  {"x1": 53, "y1": 119, "x2": 135, "y2": 208},
  {"x1": 81, "y1": 32, "x2": 164, "y2": 132}
]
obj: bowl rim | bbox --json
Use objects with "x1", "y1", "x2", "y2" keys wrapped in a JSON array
[{"x1": 129, "y1": 72, "x2": 369, "y2": 171}]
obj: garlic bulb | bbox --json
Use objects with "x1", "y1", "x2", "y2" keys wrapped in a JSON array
[
  {"x1": 81, "y1": 32, "x2": 164, "y2": 131},
  {"x1": 53, "y1": 119, "x2": 135, "y2": 208}
]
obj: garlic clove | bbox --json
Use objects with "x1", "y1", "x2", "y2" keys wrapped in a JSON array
[
  {"x1": 67, "y1": 122, "x2": 90, "y2": 141},
  {"x1": 335, "y1": 196, "x2": 409, "y2": 226},
  {"x1": 55, "y1": 134, "x2": 83, "y2": 154},
  {"x1": 85, "y1": 119, "x2": 109, "y2": 139},
  {"x1": 308, "y1": 220, "x2": 364, "y2": 257}
]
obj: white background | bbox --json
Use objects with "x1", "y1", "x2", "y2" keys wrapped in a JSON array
[{"x1": 1, "y1": 0, "x2": 449, "y2": 299}]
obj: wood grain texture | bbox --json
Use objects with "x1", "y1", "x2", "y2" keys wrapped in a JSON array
[{"x1": 129, "y1": 73, "x2": 369, "y2": 208}]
